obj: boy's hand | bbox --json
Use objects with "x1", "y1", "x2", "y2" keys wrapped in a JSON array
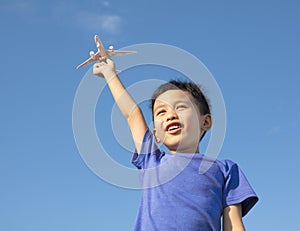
[{"x1": 93, "y1": 58, "x2": 116, "y2": 81}]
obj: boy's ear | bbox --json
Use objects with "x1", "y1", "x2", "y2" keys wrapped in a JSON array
[{"x1": 201, "y1": 114, "x2": 212, "y2": 131}]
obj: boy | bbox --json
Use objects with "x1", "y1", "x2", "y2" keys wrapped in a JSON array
[{"x1": 93, "y1": 59, "x2": 258, "y2": 231}]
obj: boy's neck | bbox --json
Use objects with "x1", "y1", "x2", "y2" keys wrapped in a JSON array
[{"x1": 169, "y1": 147, "x2": 200, "y2": 154}]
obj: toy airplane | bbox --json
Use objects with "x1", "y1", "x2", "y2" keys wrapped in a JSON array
[{"x1": 76, "y1": 35, "x2": 136, "y2": 69}]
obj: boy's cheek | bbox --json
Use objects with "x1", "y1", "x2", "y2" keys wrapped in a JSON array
[
  {"x1": 154, "y1": 120, "x2": 164, "y2": 137},
  {"x1": 154, "y1": 120, "x2": 163, "y2": 130}
]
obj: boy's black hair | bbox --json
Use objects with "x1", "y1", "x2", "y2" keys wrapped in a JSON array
[{"x1": 150, "y1": 80, "x2": 211, "y2": 140}]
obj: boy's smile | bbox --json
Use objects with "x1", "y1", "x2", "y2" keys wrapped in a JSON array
[
  {"x1": 153, "y1": 89, "x2": 211, "y2": 154},
  {"x1": 166, "y1": 121, "x2": 182, "y2": 134}
]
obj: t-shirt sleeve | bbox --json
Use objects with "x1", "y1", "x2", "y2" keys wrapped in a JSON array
[
  {"x1": 131, "y1": 128, "x2": 165, "y2": 169},
  {"x1": 222, "y1": 160, "x2": 259, "y2": 217}
]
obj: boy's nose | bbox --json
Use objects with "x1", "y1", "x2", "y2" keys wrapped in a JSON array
[{"x1": 166, "y1": 109, "x2": 178, "y2": 121}]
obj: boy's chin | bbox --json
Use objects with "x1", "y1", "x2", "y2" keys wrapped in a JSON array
[{"x1": 166, "y1": 143, "x2": 199, "y2": 154}]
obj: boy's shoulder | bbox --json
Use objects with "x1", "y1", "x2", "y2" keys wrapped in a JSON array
[
  {"x1": 215, "y1": 158, "x2": 236, "y2": 169},
  {"x1": 201, "y1": 154, "x2": 236, "y2": 167},
  {"x1": 212, "y1": 158, "x2": 246, "y2": 179},
  {"x1": 203, "y1": 157, "x2": 238, "y2": 174},
  {"x1": 192, "y1": 154, "x2": 237, "y2": 176}
]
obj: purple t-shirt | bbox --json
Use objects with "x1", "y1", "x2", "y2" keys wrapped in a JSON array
[{"x1": 132, "y1": 129, "x2": 258, "y2": 231}]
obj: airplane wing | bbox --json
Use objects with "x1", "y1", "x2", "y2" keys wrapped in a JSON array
[
  {"x1": 108, "y1": 50, "x2": 137, "y2": 57},
  {"x1": 76, "y1": 57, "x2": 95, "y2": 69}
]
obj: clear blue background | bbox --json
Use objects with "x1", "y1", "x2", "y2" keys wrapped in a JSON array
[{"x1": 1, "y1": 0, "x2": 299, "y2": 230}]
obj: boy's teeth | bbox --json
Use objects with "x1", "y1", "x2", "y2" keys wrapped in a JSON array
[{"x1": 168, "y1": 125, "x2": 180, "y2": 131}]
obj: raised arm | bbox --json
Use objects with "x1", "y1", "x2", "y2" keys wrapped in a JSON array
[
  {"x1": 93, "y1": 59, "x2": 148, "y2": 153},
  {"x1": 222, "y1": 204, "x2": 245, "y2": 231}
]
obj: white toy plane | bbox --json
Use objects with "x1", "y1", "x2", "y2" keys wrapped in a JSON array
[{"x1": 76, "y1": 35, "x2": 136, "y2": 69}]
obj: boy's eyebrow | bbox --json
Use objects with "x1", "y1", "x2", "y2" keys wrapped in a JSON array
[
  {"x1": 154, "y1": 99, "x2": 192, "y2": 110},
  {"x1": 175, "y1": 100, "x2": 191, "y2": 104},
  {"x1": 153, "y1": 104, "x2": 166, "y2": 112}
]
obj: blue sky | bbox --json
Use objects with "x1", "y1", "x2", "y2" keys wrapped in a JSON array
[{"x1": 1, "y1": 0, "x2": 300, "y2": 230}]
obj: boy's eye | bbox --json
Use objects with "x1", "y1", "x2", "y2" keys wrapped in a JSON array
[
  {"x1": 156, "y1": 110, "x2": 166, "y2": 116},
  {"x1": 176, "y1": 104, "x2": 187, "y2": 110}
]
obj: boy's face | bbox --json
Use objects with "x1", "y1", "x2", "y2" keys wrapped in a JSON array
[{"x1": 153, "y1": 89, "x2": 211, "y2": 154}]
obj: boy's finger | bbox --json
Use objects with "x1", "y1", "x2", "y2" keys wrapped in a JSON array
[
  {"x1": 93, "y1": 63, "x2": 100, "y2": 68},
  {"x1": 106, "y1": 58, "x2": 113, "y2": 64}
]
